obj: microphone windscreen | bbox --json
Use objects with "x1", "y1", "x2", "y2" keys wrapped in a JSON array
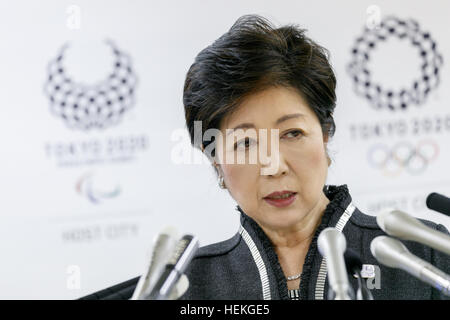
[
  {"x1": 426, "y1": 192, "x2": 450, "y2": 216},
  {"x1": 375, "y1": 208, "x2": 394, "y2": 232},
  {"x1": 344, "y1": 248, "x2": 363, "y2": 274}
]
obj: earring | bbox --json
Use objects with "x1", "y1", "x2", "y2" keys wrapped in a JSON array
[{"x1": 218, "y1": 176, "x2": 226, "y2": 189}]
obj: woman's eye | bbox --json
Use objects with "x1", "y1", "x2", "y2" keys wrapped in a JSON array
[
  {"x1": 234, "y1": 137, "x2": 254, "y2": 150},
  {"x1": 283, "y1": 130, "x2": 303, "y2": 139}
]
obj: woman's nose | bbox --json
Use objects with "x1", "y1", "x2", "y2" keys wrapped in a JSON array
[
  {"x1": 260, "y1": 147, "x2": 289, "y2": 177},
  {"x1": 258, "y1": 129, "x2": 287, "y2": 176}
]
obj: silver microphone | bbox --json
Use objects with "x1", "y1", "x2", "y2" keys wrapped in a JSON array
[
  {"x1": 130, "y1": 226, "x2": 179, "y2": 300},
  {"x1": 376, "y1": 209, "x2": 450, "y2": 256},
  {"x1": 370, "y1": 236, "x2": 450, "y2": 296},
  {"x1": 318, "y1": 227, "x2": 354, "y2": 300},
  {"x1": 145, "y1": 234, "x2": 199, "y2": 300}
]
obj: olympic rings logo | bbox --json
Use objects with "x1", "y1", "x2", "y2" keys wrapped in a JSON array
[{"x1": 367, "y1": 139, "x2": 439, "y2": 176}]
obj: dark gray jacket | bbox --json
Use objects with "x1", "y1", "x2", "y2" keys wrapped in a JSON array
[{"x1": 80, "y1": 185, "x2": 450, "y2": 300}]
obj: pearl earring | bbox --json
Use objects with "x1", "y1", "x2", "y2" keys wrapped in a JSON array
[{"x1": 218, "y1": 176, "x2": 226, "y2": 189}]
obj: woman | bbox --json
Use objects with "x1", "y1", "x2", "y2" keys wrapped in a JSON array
[
  {"x1": 80, "y1": 14, "x2": 449, "y2": 301},
  {"x1": 179, "y1": 14, "x2": 449, "y2": 300}
]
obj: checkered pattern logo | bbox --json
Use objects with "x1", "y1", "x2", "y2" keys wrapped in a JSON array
[
  {"x1": 347, "y1": 16, "x2": 443, "y2": 111},
  {"x1": 44, "y1": 40, "x2": 137, "y2": 130}
]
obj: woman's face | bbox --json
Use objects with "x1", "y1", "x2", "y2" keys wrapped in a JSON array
[{"x1": 214, "y1": 86, "x2": 330, "y2": 232}]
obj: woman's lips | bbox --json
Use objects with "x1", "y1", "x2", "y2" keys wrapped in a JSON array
[{"x1": 263, "y1": 193, "x2": 297, "y2": 208}]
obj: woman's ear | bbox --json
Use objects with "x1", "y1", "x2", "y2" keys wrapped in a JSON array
[
  {"x1": 323, "y1": 132, "x2": 329, "y2": 144},
  {"x1": 322, "y1": 132, "x2": 331, "y2": 166}
]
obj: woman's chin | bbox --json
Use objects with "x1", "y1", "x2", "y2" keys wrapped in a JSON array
[{"x1": 261, "y1": 211, "x2": 306, "y2": 231}]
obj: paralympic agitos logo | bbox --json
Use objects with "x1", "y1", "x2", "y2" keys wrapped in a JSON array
[
  {"x1": 43, "y1": 40, "x2": 138, "y2": 130},
  {"x1": 348, "y1": 16, "x2": 443, "y2": 111},
  {"x1": 76, "y1": 172, "x2": 121, "y2": 204}
]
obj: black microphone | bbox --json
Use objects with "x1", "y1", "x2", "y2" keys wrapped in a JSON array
[
  {"x1": 78, "y1": 276, "x2": 139, "y2": 300},
  {"x1": 426, "y1": 192, "x2": 450, "y2": 216},
  {"x1": 145, "y1": 234, "x2": 199, "y2": 300},
  {"x1": 344, "y1": 249, "x2": 374, "y2": 300}
]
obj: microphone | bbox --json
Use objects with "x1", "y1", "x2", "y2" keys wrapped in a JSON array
[
  {"x1": 376, "y1": 209, "x2": 450, "y2": 256},
  {"x1": 167, "y1": 274, "x2": 190, "y2": 300},
  {"x1": 144, "y1": 234, "x2": 199, "y2": 300},
  {"x1": 344, "y1": 249, "x2": 374, "y2": 300},
  {"x1": 131, "y1": 226, "x2": 179, "y2": 300},
  {"x1": 426, "y1": 192, "x2": 450, "y2": 216},
  {"x1": 370, "y1": 236, "x2": 450, "y2": 296},
  {"x1": 318, "y1": 228, "x2": 354, "y2": 300}
]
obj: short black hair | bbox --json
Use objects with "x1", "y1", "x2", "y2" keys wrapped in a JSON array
[{"x1": 183, "y1": 14, "x2": 336, "y2": 160}]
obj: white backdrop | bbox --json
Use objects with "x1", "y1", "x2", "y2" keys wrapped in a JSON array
[{"x1": 0, "y1": 0, "x2": 448, "y2": 299}]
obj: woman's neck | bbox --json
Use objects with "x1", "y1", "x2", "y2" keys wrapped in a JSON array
[
  {"x1": 260, "y1": 193, "x2": 330, "y2": 289},
  {"x1": 262, "y1": 193, "x2": 330, "y2": 248}
]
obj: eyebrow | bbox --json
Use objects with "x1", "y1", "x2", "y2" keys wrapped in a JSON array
[{"x1": 226, "y1": 113, "x2": 305, "y2": 135}]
